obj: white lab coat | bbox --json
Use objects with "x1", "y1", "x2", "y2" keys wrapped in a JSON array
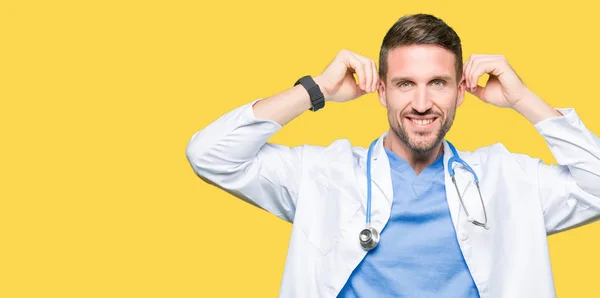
[{"x1": 186, "y1": 98, "x2": 600, "y2": 298}]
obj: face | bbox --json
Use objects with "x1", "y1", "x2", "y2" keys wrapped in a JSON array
[{"x1": 378, "y1": 44, "x2": 465, "y2": 154}]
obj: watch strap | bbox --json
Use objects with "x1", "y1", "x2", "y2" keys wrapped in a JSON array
[{"x1": 294, "y1": 75, "x2": 325, "y2": 112}]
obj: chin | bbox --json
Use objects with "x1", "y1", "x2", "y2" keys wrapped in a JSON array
[
  {"x1": 390, "y1": 114, "x2": 451, "y2": 154},
  {"x1": 408, "y1": 137, "x2": 438, "y2": 153},
  {"x1": 397, "y1": 129, "x2": 443, "y2": 154}
]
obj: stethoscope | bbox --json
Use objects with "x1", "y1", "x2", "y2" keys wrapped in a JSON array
[{"x1": 359, "y1": 139, "x2": 489, "y2": 251}]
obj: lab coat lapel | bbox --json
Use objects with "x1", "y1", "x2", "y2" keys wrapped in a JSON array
[
  {"x1": 443, "y1": 140, "x2": 483, "y2": 229},
  {"x1": 365, "y1": 132, "x2": 394, "y2": 228}
]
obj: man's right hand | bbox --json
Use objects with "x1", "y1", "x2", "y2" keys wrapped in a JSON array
[
  {"x1": 314, "y1": 49, "x2": 380, "y2": 103},
  {"x1": 252, "y1": 49, "x2": 379, "y2": 126}
]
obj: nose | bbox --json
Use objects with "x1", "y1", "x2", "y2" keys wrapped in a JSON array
[{"x1": 411, "y1": 87, "x2": 433, "y2": 113}]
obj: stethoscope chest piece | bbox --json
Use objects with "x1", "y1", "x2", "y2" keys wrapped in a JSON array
[{"x1": 359, "y1": 227, "x2": 379, "y2": 251}]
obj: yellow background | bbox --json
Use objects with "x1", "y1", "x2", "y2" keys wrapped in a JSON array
[{"x1": 2, "y1": 0, "x2": 600, "y2": 297}]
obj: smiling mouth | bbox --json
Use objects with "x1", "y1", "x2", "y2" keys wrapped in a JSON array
[
  {"x1": 409, "y1": 118, "x2": 435, "y2": 125},
  {"x1": 405, "y1": 116, "x2": 438, "y2": 127}
]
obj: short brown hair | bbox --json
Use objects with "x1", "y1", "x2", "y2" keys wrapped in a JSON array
[{"x1": 378, "y1": 14, "x2": 463, "y2": 82}]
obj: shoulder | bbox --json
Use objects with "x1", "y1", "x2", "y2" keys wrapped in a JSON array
[
  {"x1": 295, "y1": 138, "x2": 365, "y2": 165},
  {"x1": 458, "y1": 142, "x2": 510, "y2": 160},
  {"x1": 459, "y1": 142, "x2": 542, "y2": 173}
]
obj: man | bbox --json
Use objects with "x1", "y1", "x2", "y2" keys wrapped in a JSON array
[{"x1": 186, "y1": 14, "x2": 600, "y2": 297}]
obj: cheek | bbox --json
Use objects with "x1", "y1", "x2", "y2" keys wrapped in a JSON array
[
  {"x1": 388, "y1": 104, "x2": 410, "y2": 121},
  {"x1": 432, "y1": 90, "x2": 458, "y2": 113},
  {"x1": 385, "y1": 91, "x2": 412, "y2": 112}
]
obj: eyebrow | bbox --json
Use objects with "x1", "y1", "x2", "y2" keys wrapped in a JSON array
[{"x1": 390, "y1": 75, "x2": 454, "y2": 84}]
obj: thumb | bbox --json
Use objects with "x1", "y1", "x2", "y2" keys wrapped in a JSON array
[
  {"x1": 355, "y1": 87, "x2": 367, "y2": 98},
  {"x1": 468, "y1": 84, "x2": 486, "y2": 101}
]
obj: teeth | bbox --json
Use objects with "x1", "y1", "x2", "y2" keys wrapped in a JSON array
[{"x1": 411, "y1": 119, "x2": 433, "y2": 125}]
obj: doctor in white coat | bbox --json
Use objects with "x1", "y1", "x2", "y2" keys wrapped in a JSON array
[{"x1": 186, "y1": 14, "x2": 600, "y2": 298}]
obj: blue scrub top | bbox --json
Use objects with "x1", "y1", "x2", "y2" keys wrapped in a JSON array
[{"x1": 338, "y1": 147, "x2": 480, "y2": 297}]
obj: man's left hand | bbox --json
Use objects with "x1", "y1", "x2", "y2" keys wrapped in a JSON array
[{"x1": 463, "y1": 54, "x2": 528, "y2": 108}]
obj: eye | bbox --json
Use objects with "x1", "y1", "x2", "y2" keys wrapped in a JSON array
[
  {"x1": 431, "y1": 79, "x2": 446, "y2": 88},
  {"x1": 397, "y1": 81, "x2": 412, "y2": 88}
]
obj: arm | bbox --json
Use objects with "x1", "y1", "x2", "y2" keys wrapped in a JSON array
[
  {"x1": 185, "y1": 49, "x2": 379, "y2": 222},
  {"x1": 518, "y1": 103, "x2": 600, "y2": 234},
  {"x1": 464, "y1": 54, "x2": 600, "y2": 234},
  {"x1": 503, "y1": 67, "x2": 600, "y2": 234}
]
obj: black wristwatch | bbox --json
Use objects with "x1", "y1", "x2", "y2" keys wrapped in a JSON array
[{"x1": 294, "y1": 75, "x2": 325, "y2": 112}]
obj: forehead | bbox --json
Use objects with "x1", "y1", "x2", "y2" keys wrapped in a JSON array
[{"x1": 386, "y1": 44, "x2": 457, "y2": 80}]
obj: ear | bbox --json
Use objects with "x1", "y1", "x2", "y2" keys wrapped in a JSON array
[
  {"x1": 377, "y1": 79, "x2": 387, "y2": 108},
  {"x1": 457, "y1": 74, "x2": 466, "y2": 107}
]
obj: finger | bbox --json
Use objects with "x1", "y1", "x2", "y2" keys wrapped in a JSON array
[
  {"x1": 467, "y1": 57, "x2": 503, "y2": 91},
  {"x1": 371, "y1": 60, "x2": 378, "y2": 92},
  {"x1": 467, "y1": 83, "x2": 486, "y2": 100},
  {"x1": 464, "y1": 55, "x2": 501, "y2": 89},
  {"x1": 464, "y1": 58, "x2": 477, "y2": 91},
  {"x1": 469, "y1": 60, "x2": 501, "y2": 94},
  {"x1": 463, "y1": 55, "x2": 475, "y2": 90},
  {"x1": 345, "y1": 53, "x2": 367, "y2": 91},
  {"x1": 363, "y1": 57, "x2": 372, "y2": 93},
  {"x1": 353, "y1": 52, "x2": 378, "y2": 93},
  {"x1": 353, "y1": 53, "x2": 373, "y2": 92},
  {"x1": 469, "y1": 61, "x2": 490, "y2": 91}
]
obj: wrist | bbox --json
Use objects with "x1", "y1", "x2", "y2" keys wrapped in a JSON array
[
  {"x1": 512, "y1": 88, "x2": 562, "y2": 124},
  {"x1": 313, "y1": 75, "x2": 331, "y2": 101}
]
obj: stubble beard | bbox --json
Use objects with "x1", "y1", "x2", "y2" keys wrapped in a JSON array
[{"x1": 390, "y1": 110, "x2": 455, "y2": 155}]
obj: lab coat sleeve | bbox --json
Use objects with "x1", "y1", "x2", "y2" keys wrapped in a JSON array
[
  {"x1": 185, "y1": 98, "x2": 312, "y2": 222},
  {"x1": 524, "y1": 108, "x2": 600, "y2": 235}
]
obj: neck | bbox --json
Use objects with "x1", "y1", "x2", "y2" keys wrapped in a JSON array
[{"x1": 383, "y1": 129, "x2": 444, "y2": 175}]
